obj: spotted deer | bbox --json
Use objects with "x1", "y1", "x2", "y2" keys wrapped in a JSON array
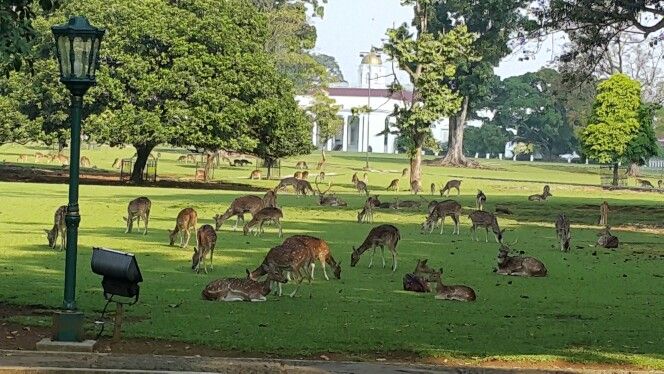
[
  {"x1": 283, "y1": 235, "x2": 341, "y2": 281},
  {"x1": 248, "y1": 241, "x2": 314, "y2": 297},
  {"x1": 597, "y1": 226, "x2": 619, "y2": 248},
  {"x1": 80, "y1": 156, "x2": 92, "y2": 168},
  {"x1": 432, "y1": 268, "x2": 477, "y2": 302},
  {"x1": 440, "y1": 180, "x2": 461, "y2": 197},
  {"x1": 496, "y1": 244, "x2": 547, "y2": 277},
  {"x1": 386, "y1": 178, "x2": 400, "y2": 191},
  {"x1": 168, "y1": 208, "x2": 198, "y2": 247},
  {"x1": 468, "y1": 210, "x2": 504, "y2": 243},
  {"x1": 214, "y1": 195, "x2": 263, "y2": 231},
  {"x1": 45, "y1": 205, "x2": 67, "y2": 250},
  {"x1": 243, "y1": 207, "x2": 283, "y2": 237},
  {"x1": 123, "y1": 197, "x2": 151, "y2": 235},
  {"x1": 192, "y1": 224, "x2": 217, "y2": 274},
  {"x1": 421, "y1": 200, "x2": 462, "y2": 235},
  {"x1": 249, "y1": 169, "x2": 262, "y2": 180},
  {"x1": 350, "y1": 224, "x2": 400, "y2": 272},
  {"x1": 403, "y1": 259, "x2": 437, "y2": 293},
  {"x1": 263, "y1": 190, "x2": 278, "y2": 208},
  {"x1": 476, "y1": 190, "x2": 486, "y2": 211},
  {"x1": 202, "y1": 264, "x2": 287, "y2": 302},
  {"x1": 599, "y1": 201, "x2": 609, "y2": 226},
  {"x1": 295, "y1": 160, "x2": 309, "y2": 170},
  {"x1": 555, "y1": 213, "x2": 571, "y2": 252}
]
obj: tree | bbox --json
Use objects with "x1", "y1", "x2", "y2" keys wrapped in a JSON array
[
  {"x1": 311, "y1": 53, "x2": 346, "y2": 83},
  {"x1": 462, "y1": 124, "x2": 507, "y2": 157},
  {"x1": 581, "y1": 73, "x2": 642, "y2": 185},
  {"x1": 307, "y1": 90, "x2": 342, "y2": 147},
  {"x1": 0, "y1": 95, "x2": 31, "y2": 144},
  {"x1": 623, "y1": 103, "x2": 662, "y2": 176},
  {"x1": 384, "y1": 0, "x2": 477, "y2": 184}
]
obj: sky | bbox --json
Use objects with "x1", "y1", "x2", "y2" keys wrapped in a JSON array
[{"x1": 312, "y1": 0, "x2": 562, "y2": 87}]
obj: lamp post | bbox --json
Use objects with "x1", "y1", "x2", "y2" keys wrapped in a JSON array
[{"x1": 51, "y1": 16, "x2": 104, "y2": 342}]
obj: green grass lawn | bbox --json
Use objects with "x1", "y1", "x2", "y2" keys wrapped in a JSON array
[{"x1": 1, "y1": 143, "x2": 663, "y2": 369}]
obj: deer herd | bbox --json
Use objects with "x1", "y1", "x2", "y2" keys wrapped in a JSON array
[{"x1": 43, "y1": 161, "x2": 628, "y2": 304}]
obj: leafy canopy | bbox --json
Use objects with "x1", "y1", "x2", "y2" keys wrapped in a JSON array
[{"x1": 307, "y1": 90, "x2": 343, "y2": 146}]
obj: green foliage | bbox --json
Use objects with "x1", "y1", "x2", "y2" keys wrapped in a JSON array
[
  {"x1": 512, "y1": 142, "x2": 535, "y2": 156},
  {"x1": 0, "y1": 94, "x2": 32, "y2": 144},
  {"x1": 581, "y1": 74, "x2": 642, "y2": 164},
  {"x1": 622, "y1": 103, "x2": 661, "y2": 166},
  {"x1": 307, "y1": 90, "x2": 342, "y2": 146},
  {"x1": 311, "y1": 53, "x2": 345, "y2": 83},
  {"x1": 462, "y1": 124, "x2": 507, "y2": 155}
]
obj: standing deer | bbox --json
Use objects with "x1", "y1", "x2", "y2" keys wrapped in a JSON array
[
  {"x1": 249, "y1": 242, "x2": 314, "y2": 297},
  {"x1": 202, "y1": 264, "x2": 287, "y2": 302},
  {"x1": 440, "y1": 180, "x2": 461, "y2": 197},
  {"x1": 357, "y1": 197, "x2": 376, "y2": 223},
  {"x1": 555, "y1": 213, "x2": 571, "y2": 252},
  {"x1": 263, "y1": 190, "x2": 278, "y2": 208},
  {"x1": 213, "y1": 195, "x2": 263, "y2": 231},
  {"x1": 51, "y1": 154, "x2": 69, "y2": 165},
  {"x1": 80, "y1": 156, "x2": 92, "y2": 168},
  {"x1": 192, "y1": 224, "x2": 217, "y2": 274},
  {"x1": 430, "y1": 183, "x2": 436, "y2": 196},
  {"x1": 45, "y1": 205, "x2": 67, "y2": 250},
  {"x1": 599, "y1": 201, "x2": 609, "y2": 226},
  {"x1": 353, "y1": 179, "x2": 369, "y2": 196},
  {"x1": 476, "y1": 190, "x2": 487, "y2": 211},
  {"x1": 243, "y1": 207, "x2": 284, "y2": 237},
  {"x1": 351, "y1": 172, "x2": 359, "y2": 184},
  {"x1": 421, "y1": 200, "x2": 462, "y2": 235},
  {"x1": 112, "y1": 158, "x2": 121, "y2": 169},
  {"x1": 275, "y1": 177, "x2": 314, "y2": 196},
  {"x1": 34, "y1": 152, "x2": 47, "y2": 163},
  {"x1": 249, "y1": 169, "x2": 262, "y2": 180},
  {"x1": 123, "y1": 197, "x2": 151, "y2": 235},
  {"x1": 295, "y1": 161, "x2": 309, "y2": 170},
  {"x1": 283, "y1": 235, "x2": 341, "y2": 281},
  {"x1": 658, "y1": 180, "x2": 663, "y2": 189},
  {"x1": 597, "y1": 227, "x2": 619, "y2": 248},
  {"x1": 16, "y1": 154, "x2": 29, "y2": 163},
  {"x1": 636, "y1": 178, "x2": 654, "y2": 188},
  {"x1": 496, "y1": 244, "x2": 547, "y2": 277},
  {"x1": 410, "y1": 180, "x2": 422, "y2": 195},
  {"x1": 168, "y1": 208, "x2": 198, "y2": 247},
  {"x1": 294, "y1": 171, "x2": 304, "y2": 179},
  {"x1": 386, "y1": 178, "x2": 400, "y2": 191},
  {"x1": 468, "y1": 210, "x2": 504, "y2": 243},
  {"x1": 316, "y1": 149, "x2": 326, "y2": 170},
  {"x1": 401, "y1": 168, "x2": 408, "y2": 178},
  {"x1": 176, "y1": 155, "x2": 188, "y2": 163},
  {"x1": 350, "y1": 224, "x2": 400, "y2": 272},
  {"x1": 432, "y1": 268, "x2": 477, "y2": 302}
]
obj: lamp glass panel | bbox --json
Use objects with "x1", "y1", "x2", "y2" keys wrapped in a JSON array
[
  {"x1": 57, "y1": 36, "x2": 72, "y2": 77},
  {"x1": 72, "y1": 37, "x2": 92, "y2": 78},
  {"x1": 89, "y1": 37, "x2": 100, "y2": 77}
]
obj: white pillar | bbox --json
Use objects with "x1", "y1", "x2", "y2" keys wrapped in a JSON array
[
  {"x1": 485, "y1": 153, "x2": 490, "y2": 159},
  {"x1": 358, "y1": 117, "x2": 364, "y2": 153},
  {"x1": 312, "y1": 123, "x2": 318, "y2": 147},
  {"x1": 474, "y1": 152, "x2": 479, "y2": 158},
  {"x1": 342, "y1": 119, "x2": 348, "y2": 152},
  {"x1": 327, "y1": 138, "x2": 333, "y2": 151},
  {"x1": 499, "y1": 154, "x2": 503, "y2": 160},
  {"x1": 530, "y1": 154, "x2": 534, "y2": 162}
]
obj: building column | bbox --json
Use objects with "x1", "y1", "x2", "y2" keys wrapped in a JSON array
[
  {"x1": 342, "y1": 118, "x2": 348, "y2": 152},
  {"x1": 358, "y1": 117, "x2": 364, "y2": 153},
  {"x1": 312, "y1": 123, "x2": 318, "y2": 147}
]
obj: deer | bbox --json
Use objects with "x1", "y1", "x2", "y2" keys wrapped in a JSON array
[
  {"x1": 45, "y1": 205, "x2": 67, "y2": 250},
  {"x1": 353, "y1": 178, "x2": 369, "y2": 196},
  {"x1": 168, "y1": 208, "x2": 198, "y2": 248},
  {"x1": 440, "y1": 180, "x2": 461, "y2": 197},
  {"x1": 432, "y1": 268, "x2": 477, "y2": 302},
  {"x1": 51, "y1": 154, "x2": 69, "y2": 165},
  {"x1": 386, "y1": 178, "x2": 400, "y2": 191},
  {"x1": 232, "y1": 159, "x2": 251, "y2": 167},
  {"x1": 393, "y1": 198, "x2": 421, "y2": 209},
  {"x1": 294, "y1": 171, "x2": 304, "y2": 179},
  {"x1": 202, "y1": 264, "x2": 288, "y2": 302},
  {"x1": 301, "y1": 171, "x2": 310, "y2": 179},
  {"x1": 597, "y1": 226, "x2": 619, "y2": 248},
  {"x1": 555, "y1": 213, "x2": 571, "y2": 252},
  {"x1": 248, "y1": 242, "x2": 314, "y2": 297},
  {"x1": 430, "y1": 183, "x2": 436, "y2": 196},
  {"x1": 316, "y1": 149, "x2": 326, "y2": 170},
  {"x1": 496, "y1": 244, "x2": 547, "y2": 277},
  {"x1": 112, "y1": 158, "x2": 121, "y2": 169},
  {"x1": 317, "y1": 171, "x2": 325, "y2": 182},
  {"x1": 403, "y1": 259, "x2": 437, "y2": 293},
  {"x1": 357, "y1": 196, "x2": 376, "y2": 223},
  {"x1": 243, "y1": 207, "x2": 283, "y2": 237},
  {"x1": 275, "y1": 177, "x2": 315, "y2": 196},
  {"x1": 295, "y1": 160, "x2": 309, "y2": 170},
  {"x1": 599, "y1": 201, "x2": 609, "y2": 226},
  {"x1": 263, "y1": 190, "x2": 278, "y2": 208},
  {"x1": 249, "y1": 169, "x2": 262, "y2": 180},
  {"x1": 476, "y1": 190, "x2": 487, "y2": 211},
  {"x1": 316, "y1": 179, "x2": 347, "y2": 206},
  {"x1": 410, "y1": 180, "x2": 422, "y2": 195},
  {"x1": 421, "y1": 200, "x2": 462, "y2": 235},
  {"x1": 529, "y1": 185, "x2": 553, "y2": 201},
  {"x1": 401, "y1": 168, "x2": 408, "y2": 178},
  {"x1": 214, "y1": 195, "x2": 263, "y2": 231},
  {"x1": 123, "y1": 197, "x2": 151, "y2": 235},
  {"x1": 659, "y1": 180, "x2": 663, "y2": 189},
  {"x1": 351, "y1": 172, "x2": 359, "y2": 184},
  {"x1": 637, "y1": 178, "x2": 654, "y2": 188},
  {"x1": 192, "y1": 224, "x2": 217, "y2": 274},
  {"x1": 34, "y1": 152, "x2": 47, "y2": 163},
  {"x1": 283, "y1": 235, "x2": 341, "y2": 281},
  {"x1": 350, "y1": 224, "x2": 400, "y2": 272},
  {"x1": 469, "y1": 210, "x2": 504, "y2": 243},
  {"x1": 80, "y1": 156, "x2": 92, "y2": 168},
  {"x1": 176, "y1": 155, "x2": 188, "y2": 163},
  {"x1": 16, "y1": 154, "x2": 29, "y2": 163}
]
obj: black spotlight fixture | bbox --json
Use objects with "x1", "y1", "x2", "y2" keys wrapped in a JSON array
[{"x1": 91, "y1": 247, "x2": 143, "y2": 304}]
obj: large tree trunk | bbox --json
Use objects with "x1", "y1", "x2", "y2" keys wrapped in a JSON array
[
  {"x1": 131, "y1": 143, "x2": 155, "y2": 184},
  {"x1": 626, "y1": 162, "x2": 640, "y2": 177},
  {"x1": 410, "y1": 146, "x2": 422, "y2": 185},
  {"x1": 430, "y1": 97, "x2": 474, "y2": 167}
]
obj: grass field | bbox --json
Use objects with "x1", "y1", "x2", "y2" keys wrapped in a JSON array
[{"x1": 0, "y1": 143, "x2": 663, "y2": 369}]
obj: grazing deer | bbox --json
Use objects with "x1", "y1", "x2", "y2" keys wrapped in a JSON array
[
  {"x1": 263, "y1": 190, "x2": 278, "y2": 208},
  {"x1": 112, "y1": 158, "x2": 121, "y2": 169},
  {"x1": 80, "y1": 156, "x2": 92, "y2": 168},
  {"x1": 45, "y1": 205, "x2": 67, "y2": 250},
  {"x1": 284, "y1": 235, "x2": 341, "y2": 281},
  {"x1": 440, "y1": 180, "x2": 461, "y2": 197},
  {"x1": 202, "y1": 264, "x2": 287, "y2": 302},
  {"x1": 599, "y1": 201, "x2": 609, "y2": 226},
  {"x1": 316, "y1": 149, "x2": 326, "y2": 170},
  {"x1": 350, "y1": 224, "x2": 400, "y2": 271},
  {"x1": 637, "y1": 178, "x2": 654, "y2": 188},
  {"x1": 51, "y1": 154, "x2": 69, "y2": 165},
  {"x1": 421, "y1": 200, "x2": 462, "y2": 235},
  {"x1": 353, "y1": 179, "x2": 369, "y2": 196},
  {"x1": 214, "y1": 195, "x2": 263, "y2": 231},
  {"x1": 496, "y1": 244, "x2": 547, "y2": 277},
  {"x1": 529, "y1": 185, "x2": 553, "y2": 201},
  {"x1": 275, "y1": 177, "x2": 314, "y2": 196},
  {"x1": 357, "y1": 197, "x2": 376, "y2": 223},
  {"x1": 186, "y1": 154, "x2": 198, "y2": 164},
  {"x1": 432, "y1": 268, "x2": 477, "y2": 302},
  {"x1": 294, "y1": 171, "x2": 303, "y2": 179},
  {"x1": 476, "y1": 190, "x2": 486, "y2": 211},
  {"x1": 16, "y1": 154, "x2": 29, "y2": 163},
  {"x1": 403, "y1": 259, "x2": 437, "y2": 293},
  {"x1": 123, "y1": 197, "x2": 151, "y2": 235},
  {"x1": 401, "y1": 168, "x2": 408, "y2": 178},
  {"x1": 177, "y1": 155, "x2": 188, "y2": 163},
  {"x1": 597, "y1": 226, "x2": 619, "y2": 248},
  {"x1": 34, "y1": 152, "x2": 47, "y2": 163},
  {"x1": 295, "y1": 160, "x2": 309, "y2": 170},
  {"x1": 386, "y1": 178, "x2": 400, "y2": 191},
  {"x1": 249, "y1": 169, "x2": 262, "y2": 180},
  {"x1": 243, "y1": 207, "x2": 284, "y2": 237},
  {"x1": 468, "y1": 210, "x2": 504, "y2": 243},
  {"x1": 410, "y1": 179, "x2": 422, "y2": 195},
  {"x1": 168, "y1": 208, "x2": 198, "y2": 248},
  {"x1": 249, "y1": 242, "x2": 314, "y2": 297},
  {"x1": 430, "y1": 183, "x2": 436, "y2": 196},
  {"x1": 316, "y1": 180, "x2": 347, "y2": 206},
  {"x1": 192, "y1": 224, "x2": 217, "y2": 274},
  {"x1": 555, "y1": 213, "x2": 571, "y2": 252}
]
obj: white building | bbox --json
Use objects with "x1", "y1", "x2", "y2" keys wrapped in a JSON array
[{"x1": 297, "y1": 49, "x2": 449, "y2": 154}]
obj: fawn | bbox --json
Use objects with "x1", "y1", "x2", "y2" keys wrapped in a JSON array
[
  {"x1": 357, "y1": 196, "x2": 377, "y2": 223},
  {"x1": 468, "y1": 210, "x2": 504, "y2": 243},
  {"x1": 214, "y1": 195, "x2": 263, "y2": 230},
  {"x1": 476, "y1": 190, "x2": 486, "y2": 211},
  {"x1": 168, "y1": 208, "x2": 198, "y2": 247},
  {"x1": 124, "y1": 197, "x2": 151, "y2": 235},
  {"x1": 432, "y1": 268, "x2": 476, "y2": 302},
  {"x1": 496, "y1": 244, "x2": 547, "y2": 277},
  {"x1": 440, "y1": 180, "x2": 461, "y2": 197},
  {"x1": 45, "y1": 205, "x2": 67, "y2": 250},
  {"x1": 555, "y1": 213, "x2": 571, "y2": 252},
  {"x1": 243, "y1": 207, "x2": 283, "y2": 237},
  {"x1": 192, "y1": 224, "x2": 217, "y2": 274},
  {"x1": 351, "y1": 224, "x2": 401, "y2": 272},
  {"x1": 202, "y1": 264, "x2": 287, "y2": 302},
  {"x1": 421, "y1": 200, "x2": 461, "y2": 235}
]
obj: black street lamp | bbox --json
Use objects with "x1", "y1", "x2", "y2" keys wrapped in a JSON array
[{"x1": 51, "y1": 16, "x2": 104, "y2": 342}]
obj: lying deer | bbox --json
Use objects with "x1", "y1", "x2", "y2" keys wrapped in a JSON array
[
  {"x1": 80, "y1": 156, "x2": 92, "y2": 168},
  {"x1": 476, "y1": 190, "x2": 486, "y2": 211},
  {"x1": 295, "y1": 160, "x2": 309, "y2": 170},
  {"x1": 263, "y1": 190, "x2": 278, "y2": 208},
  {"x1": 45, "y1": 205, "x2": 67, "y2": 250},
  {"x1": 597, "y1": 226, "x2": 619, "y2": 248},
  {"x1": 168, "y1": 208, "x2": 198, "y2": 247},
  {"x1": 421, "y1": 200, "x2": 461, "y2": 235},
  {"x1": 283, "y1": 235, "x2": 341, "y2": 281},
  {"x1": 214, "y1": 195, "x2": 263, "y2": 231},
  {"x1": 316, "y1": 179, "x2": 347, "y2": 207},
  {"x1": 440, "y1": 179, "x2": 461, "y2": 197},
  {"x1": 393, "y1": 198, "x2": 421, "y2": 210},
  {"x1": 124, "y1": 197, "x2": 151, "y2": 235},
  {"x1": 202, "y1": 264, "x2": 287, "y2": 302},
  {"x1": 386, "y1": 178, "x2": 400, "y2": 191},
  {"x1": 433, "y1": 268, "x2": 477, "y2": 302},
  {"x1": 249, "y1": 241, "x2": 313, "y2": 297},
  {"x1": 528, "y1": 185, "x2": 553, "y2": 201},
  {"x1": 403, "y1": 259, "x2": 437, "y2": 293},
  {"x1": 469, "y1": 210, "x2": 504, "y2": 243},
  {"x1": 555, "y1": 213, "x2": 571, "y2": 252},
  {"x1": 496, "y1": 244, "x2": 547, "y2": 277},
  {"x1": 192, "y1": 224, "x2": 217, "y2": 274},
  {"x1": 350, "y1": 224, "x2": 400, "y2": 272},
  {"x1": 249, "y1": 169, "x2": 262, "y2": 180},
  {"x1": 243, "y1": 207, "x2": 283, "y2": 237}
]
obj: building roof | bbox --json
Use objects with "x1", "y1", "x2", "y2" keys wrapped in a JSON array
[
  {"x1": 361, "y1": 50, "x2": 383, "y2": 65},
  {"x1": 326, "y1": 87, "x2": 413, "y2": 102}
]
